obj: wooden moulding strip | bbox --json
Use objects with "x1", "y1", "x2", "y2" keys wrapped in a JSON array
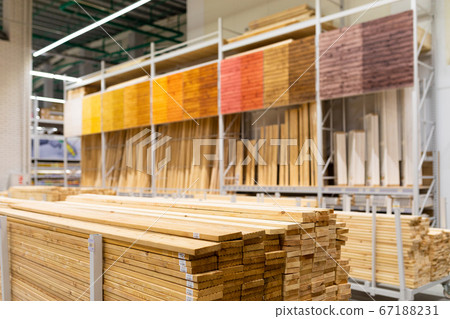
[{"x1": 0, "y1": 208, "x2": 220, "y2": 256}]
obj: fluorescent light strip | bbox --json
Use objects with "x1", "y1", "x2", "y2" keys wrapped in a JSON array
[
  {"x1": 31, "y1": 70, "x2": 81, "y2": 83},
  {"x1": 31, "y1": 96, "x2": 66, "y2": 104},
  {"x1": 33, "y1": 0, "x2": 152, "y2": 57}
]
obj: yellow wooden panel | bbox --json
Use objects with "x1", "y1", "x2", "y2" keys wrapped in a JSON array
[
  {"x1": 103, "y1": 89, "x2": 124, "y2": 132},
  {"x1": 152, "y1": 77, "x2": 168, "y2": 125},
  {"x1": 124, "y1": 81, "x2": 150, "y2": 129}
]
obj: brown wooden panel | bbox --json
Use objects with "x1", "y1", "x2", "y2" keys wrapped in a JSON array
[
  {"x1": 320, "y1": 11, "x2": 413, "y2": 100},
  {"x1": 289, "y1": 35, "x2": 316, "y2": 105}
]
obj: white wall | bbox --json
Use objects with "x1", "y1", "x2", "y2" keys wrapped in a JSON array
[
  {"x1": 0, "y1": 0, "x2": 32, "y2": 190},
  {"x1": 433, "y1": 0, "x2": 450, "y2": 227}
]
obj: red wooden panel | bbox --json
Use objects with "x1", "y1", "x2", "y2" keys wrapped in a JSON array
[
  {"x1": 241, "y1": 50, "x2": 263, "y2": 112},
  {"x1": 221, "y1": 56, "x2": 242, "y2": 114}
]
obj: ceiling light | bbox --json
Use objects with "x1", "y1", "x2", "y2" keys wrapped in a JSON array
[
  {"x1": 31, "y1": 70, "x2": 81, "y2": 83},
  {"x1": 31, "y1": 96, "x2": 65, "y2": 104},
  {"x1": 33, "y1": 0, "x2": 152, "y2": 57}
]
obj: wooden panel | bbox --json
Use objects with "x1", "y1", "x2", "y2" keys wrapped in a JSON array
[
  {"x1": 241, "y1": 51, "x2": 264, "y2": 112},
  {"x1": 289, "y1": 36, "x2": 316, "y2": 105},
  {"x1": 263, "y1": 42, "x2": 290, "y2": 108},
  {"x1": 64, "y1": 98, "x2": 82, "y2": 137},
  {"x1": 81, "y1": 93, "x2": 101, "y2": 135},
  {"x1": 221, "y1": 56, "x2": 242, "y2": 114},
  {"x1": 166, "y1": 73, "x2": 184, "y2": 123},
  {"x1": 183, "y1": 68, "x2": 201, "y2": 120},
  {"x1": 198, "y1": 63, "x2": 218, "y2": 118},
  {"x1": 123, "y1": 81, "x2": 150, "y2": 129},
  {"x1": 152, "y1": 77, "x2": 169, "y2": 125},
  {"x1": 320, "y1": 11, "x2": 413, "y2": 99},
  {"x1": 102, "y1": 88, "x2": 124, "y2": 132},
  {"x1": 248, "y1": 4, "x2": 311, "y2": 30}
]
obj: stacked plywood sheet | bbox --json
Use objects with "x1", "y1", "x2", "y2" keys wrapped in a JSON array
[
  {"x1": 336, "y1": 212, "x2": 431, "y2": 288},
  {"x1": 365, "y1": 113, "x2": 380, "y2": 186},
  {"x1": 333, "y1": 132, "x2": 347, "y2": 186},
  {"x1": 320, "y1": 11, "x2": 414, "y2": 99},
  {"x1": 63, "y1": 194, "x2": 350, "y2": 301}
]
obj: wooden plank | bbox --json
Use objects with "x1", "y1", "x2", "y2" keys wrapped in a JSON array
[
  {"x1": 347, "y1": 130, "x2": 365, "y2": 186},
  {"x1": 333, "y1": 132, "x2": 347, "y2": 186}
]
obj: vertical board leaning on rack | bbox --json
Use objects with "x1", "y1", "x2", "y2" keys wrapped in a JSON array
[
  {"x1": 379, "y1": 90, "x2": 400, "y2": 186},
  {"x1": 333, "y1": 132, "x2": 347, "y2": 186},
  {"x1": 347, "y1": 130, "x2": 365, "y2": 186},
  {"x1": 365, "y1": 113, "x2": 380, "y2": 186}
]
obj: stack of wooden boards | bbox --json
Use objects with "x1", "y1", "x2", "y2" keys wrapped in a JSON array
[
  {"x1": 192, "y1": 194, "x2": 318, "y2": 208},
  {"x1": 6, "y1": 186, "x2": 115, "y2": 202},
  {"x1": 221, "y1": 37, "x2": 315, "y2": 114},
  {"x1": 227, "y1": 5, "x2": 319, "y2": 43},
  {"x1": 61, "y1": 194, "x2": 351, "y2": 301},
  {"x1": 335, "y1": 212, "x2": 443, "y2": 288},
  {"x1": 428, "y1": 228, "x2": 450, "y2": 281}
]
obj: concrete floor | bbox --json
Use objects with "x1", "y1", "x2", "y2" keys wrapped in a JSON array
[{"x1": 351, "y1": 284, "x2": 450, "y2": 301}]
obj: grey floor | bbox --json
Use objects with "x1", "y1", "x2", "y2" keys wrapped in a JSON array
[{"x1": 351, "y1": 284, "x2": 450, "y2": 301}]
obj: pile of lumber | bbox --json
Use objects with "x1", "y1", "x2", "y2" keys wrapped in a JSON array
[
  {"x1": 7, "y1": 186, "x2": 115, "y2": 202},
  {"x1": 192, "y1": 194, "x2": 318, "y2": 208},
  {"x1": 428, "y1": 228, "x2": 450, "y2": 281},
  {"x1": 227, "y1": 5, "x2": 315, "y2": 43},
  {"x1": 63, "y1": 194, "x2": 351, "y2": 301},
  {"x1": 335, "y1": 212, "x2": 431, "y2": 288}
]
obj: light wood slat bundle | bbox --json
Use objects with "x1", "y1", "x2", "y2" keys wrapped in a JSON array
[
  {"x1": 63, "y1": 194, "x2": 350, "y2": 301},
  {"x1": 335, "y1": 212, "x2": 432, "y2": 288},
  {"x1": 428, "y1": 228, "x2": 450, "y2": 281},
  {"x1": 7, "y1": 186, "x2": 115, "y2": 202}
]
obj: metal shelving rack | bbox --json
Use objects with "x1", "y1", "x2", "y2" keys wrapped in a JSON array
[
  {"x1": 30, "y1": 96, "x2": 80, "y2": 187},
  {"x1": 65, "y1": 0, "x2": 438, "y2": 221}
]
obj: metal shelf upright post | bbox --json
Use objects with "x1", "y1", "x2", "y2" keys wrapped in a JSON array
[
  {"x1": 150, "y1": 42, "x2": 156, "y2": 196},
  {"x1": 100, "y1": 60, "x2": 106, "y2": 188}
]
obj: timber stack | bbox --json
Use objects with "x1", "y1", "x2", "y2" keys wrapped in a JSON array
[
  {"x1": 0, "y1": 195, "x2": 350, "y2": 301},
  {"x1": 64, "y1": 194, "x2": 350, "y2": 301},
  {"x1": 7, "y1": 186, "x2": 115, "y2": 202}
]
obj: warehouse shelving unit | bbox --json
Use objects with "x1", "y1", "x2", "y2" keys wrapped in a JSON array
[
  {"x1": 66, "y1": 0, "x2": 438, "y2": 222},
  {"x1": 31, "y1": 97, "x2": 81, "y2": 187}
]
